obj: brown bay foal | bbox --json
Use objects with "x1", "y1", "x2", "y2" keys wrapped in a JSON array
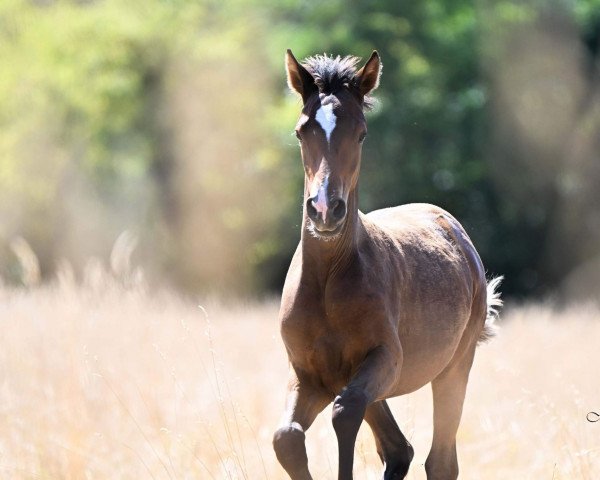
[{"x1": 273, "y1": 50, "x2": 502, "y2": 480}]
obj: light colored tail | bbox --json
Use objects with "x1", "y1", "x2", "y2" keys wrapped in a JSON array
[{"x1": 478, "y1": 276, "x2": 503, "y2": 344}]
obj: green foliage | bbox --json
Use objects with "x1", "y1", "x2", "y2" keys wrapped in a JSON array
[
  {"x1": 0, "y1": 0, "x2": 274, "y2": 291},
  {"x1": 0, "y1": 0, "x2": 598, "y2": 297}
]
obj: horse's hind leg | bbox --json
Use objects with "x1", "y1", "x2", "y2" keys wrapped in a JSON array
[
  {"x1": 425, "y1": 346, "x2": 476, "y2": 480},
  {"x1": 365, "y1": 400, "x2": 414, "y2": 479}
]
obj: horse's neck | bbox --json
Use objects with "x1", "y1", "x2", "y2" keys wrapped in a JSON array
[{"x1": 300, "y1": 189, "x2": 362, "y2": 279}]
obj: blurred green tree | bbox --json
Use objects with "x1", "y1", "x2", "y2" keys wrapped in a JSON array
[
  {"x1": 0, "y1": 0, "x2": 278, "y2": 293},
  {"x1": 0, "y1": 0, "x2": 598, "y2": 299}
]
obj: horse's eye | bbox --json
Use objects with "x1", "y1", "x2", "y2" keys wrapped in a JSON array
[{"x1": 359, "y1": 132, "x2": 367, "y2": 144}]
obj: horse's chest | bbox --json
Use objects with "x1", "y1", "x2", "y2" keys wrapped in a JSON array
[{"x1": 281, "y1": 311, "x2": 361, "y2": 392}]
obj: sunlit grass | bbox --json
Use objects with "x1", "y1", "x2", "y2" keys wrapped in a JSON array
[{"x1": 0, "y1": 269, "x2": 598, "y2": 478}]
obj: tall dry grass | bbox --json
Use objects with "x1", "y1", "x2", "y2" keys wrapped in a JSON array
[{"x1": 0, "y1": 258, "x2": 598, "y2": 478}]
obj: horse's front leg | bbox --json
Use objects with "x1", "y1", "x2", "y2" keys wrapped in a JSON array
[
  {"x1": 332, "y1": 344, "x2": 402, "y2": 480},
  {"x1": 273, "y1": 370, "x2": 329, "y2": 480}
]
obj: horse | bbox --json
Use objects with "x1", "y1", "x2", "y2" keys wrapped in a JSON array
[{"x1": 272, "y1": 49, "x2": 502, "y2": 480}]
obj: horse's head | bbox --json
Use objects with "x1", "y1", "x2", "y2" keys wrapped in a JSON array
[{"x1": 286, "y1": 50, "x2": 381, "y2": 238}]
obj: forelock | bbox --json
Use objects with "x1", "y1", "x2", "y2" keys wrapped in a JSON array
[{"x1": 301, "y1": 54, "x2": 376, "y2": 110}]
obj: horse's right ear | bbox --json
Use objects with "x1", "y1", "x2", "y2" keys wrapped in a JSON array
[{"x1": 286, "y1": 49, "x2": 317, "y2": 103}]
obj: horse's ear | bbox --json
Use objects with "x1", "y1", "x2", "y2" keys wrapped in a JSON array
[
  {"x1": 355, "y1": 51, "x2": 381, "y2": 96},
  {"x1": 286, "y1": 49, "x2": 317, "y2": 102}
]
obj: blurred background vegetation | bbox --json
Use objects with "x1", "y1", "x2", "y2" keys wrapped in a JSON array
[{"x1": 0, "y1": 0, "x2": 599, "y2": 300}]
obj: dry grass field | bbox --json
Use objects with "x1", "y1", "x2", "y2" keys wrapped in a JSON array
[{"x1": 0, "y1": 268, "x2": 599, "y2": 479}]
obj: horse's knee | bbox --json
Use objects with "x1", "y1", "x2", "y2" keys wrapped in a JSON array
[
  {"x1": 273, "y1": 425, "x2": 308, "y2": 471},
  {"x1": 332, "y1": 388, "x2": 368, "y2": 437}
]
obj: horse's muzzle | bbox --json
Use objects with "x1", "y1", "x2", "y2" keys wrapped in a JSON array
[{"x1": 306, "y1": 196, "x2": 347, "y2": 234}]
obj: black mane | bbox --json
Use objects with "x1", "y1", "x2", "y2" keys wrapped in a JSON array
[{"x1": 302, "y1": 54, "x2": 375, "y2": 110}]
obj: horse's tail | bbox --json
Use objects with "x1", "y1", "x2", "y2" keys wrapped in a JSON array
[{"x1": 478, "y1": 276, "x2": 503, "y2": 344}]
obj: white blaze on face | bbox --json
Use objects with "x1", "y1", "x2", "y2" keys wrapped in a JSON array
[
  {"x1": 315, "y1": 103, "x2": 337, "y2": 145},
  {"x1": 311, "y1": 175, "x2": 329, "y2": 222}
]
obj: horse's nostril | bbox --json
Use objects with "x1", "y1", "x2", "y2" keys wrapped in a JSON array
[
  {"x1": 332, "y1": 199, "x2": 346, "y2": 221},
  {"x1": 306, "y1": 198, "x2": 318, "y2": 221}
]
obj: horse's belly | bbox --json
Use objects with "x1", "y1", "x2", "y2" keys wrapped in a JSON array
[
  {"x1": 389, "y1": 309, "x2": 472, "y2": 396},
  {"x1": 391, "y1": 348, "x2": 457, "y2": 396}
]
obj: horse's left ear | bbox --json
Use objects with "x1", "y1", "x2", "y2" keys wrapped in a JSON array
[{"x1": 355, "y1": 51, "x2": 381, "y2": 96}]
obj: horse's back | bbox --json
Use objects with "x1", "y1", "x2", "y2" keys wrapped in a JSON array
[
  {"x1": 365, "y1": 202, "x2": 486, "y2": 306},
  {"x1": 367, "y1": 203, "x2": 465, "y2": 238},
  {"x1": 366, "y1": 203, "x2": 484, "y2": 281}
]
